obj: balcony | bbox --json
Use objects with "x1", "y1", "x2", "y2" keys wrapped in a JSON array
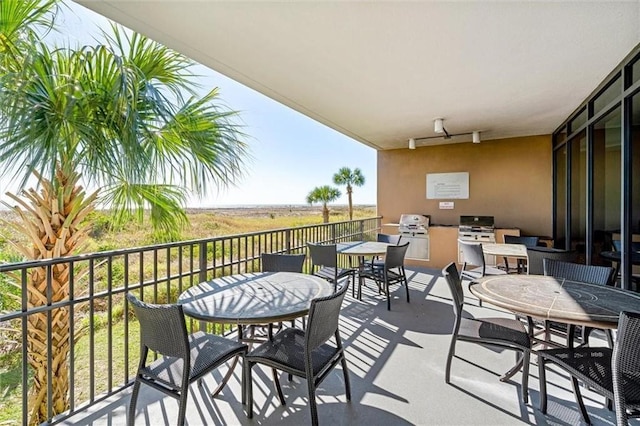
[{"x1": 0, "y1": 218, "x2": 619, "y2": 425}]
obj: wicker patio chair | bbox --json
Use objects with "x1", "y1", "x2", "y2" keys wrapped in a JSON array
[
  {"x1": 260, "y1": 252, "x2": 307, "y2": 331},
  {"x1": 261, "y1": 252, "x2": 306, "y2": 273},
  {"x1": 526, "y1": 247, "x2": 577, "y2": 275},
  {"x1": 370, "y1": 233, "x2": 402, "y2": 268},
  {"x1": 543, "y1": 258, "x2": 616, "y2": 347},
  {"x1": 244, "y1": 281, "x2": 351, "y2": 426},
  {"x1": 307, "y1": 242, "x2": 356, "y2": 295},
  {"x1": 359, "y1": 242, "x2": 410, "y2": 310},
  {"x1": 441, "y1": 262, "x2": 531, "y2": 403},
  {"x1": 502, "y1": 235, "x2": 540, "y2": 273},
  {"x1": 126, "y1": 293, "x2": 248, "y2": 426},
  {"x1": 538, "y1": 310, "x2": 640, "y2": 425}
]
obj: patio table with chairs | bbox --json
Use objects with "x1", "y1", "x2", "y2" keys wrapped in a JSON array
[{"x1": 176, "y1": 271, "x2": 334, "y2": 398}]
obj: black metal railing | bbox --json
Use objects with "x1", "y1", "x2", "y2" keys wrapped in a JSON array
[{"x1": 0, "y1": 217, "x2": 381, "y2": 425}]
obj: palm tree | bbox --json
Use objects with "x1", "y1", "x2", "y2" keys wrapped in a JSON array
[
  {"x1": 333, "y1": 167, "x2": 365, "y2": 220},
  {"x1": 306, "y1": 185, "x2": 341, "y2": 223},
  {"x1": 0, "y1": 9, "x2": 248, "y2": 424}
]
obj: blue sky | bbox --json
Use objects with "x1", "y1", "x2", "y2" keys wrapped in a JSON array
[{"x1": 7, "y1": 1, "x2": 377, "y2": 207}]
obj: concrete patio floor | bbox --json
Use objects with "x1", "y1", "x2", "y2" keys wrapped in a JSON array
[{"x1": 62, "y1": 267, "x2": 623, "y2": 425}]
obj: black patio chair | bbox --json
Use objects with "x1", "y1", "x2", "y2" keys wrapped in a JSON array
[
  {"x1": 260, "y1": 252, "x2": 307, "y2": 331},
  {"x1": 370, "y1": 233, "x2": 402, "y2": 269},
  {"x1": 307, "y1": 242, "x2": 356, "y2": 295},
  {"x1": 538, "y1": 310, "x2": 640, "y2": 425},
  {"x1": 526, "y1": 247, "x2": 577, "y2": 275},
  {"x1": 442, "y1": 262, "x2": 531, "y2": 403},
  {"x1": 261, "y1": 252, "x2": 306, "y2": 273},
  {"x1": 543, "y1": 258, "x2": 616, "y2": 347},
  {"x1": 244, "y1": 281, "x2": 351, "y2": 426},
  {"x1": 503, "y1": 235, "x2": 540, "y2": 273},
  {"x1": 359, "y1": 242, "x2": 410, "y2": 310},
  {"x1": 126, "y1": 293, "x2": 248, "y2": 426}
]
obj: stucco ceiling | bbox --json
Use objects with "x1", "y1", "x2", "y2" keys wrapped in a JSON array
[{"x1": 75, "y1": 1, "x2": 640, "y2": 150}]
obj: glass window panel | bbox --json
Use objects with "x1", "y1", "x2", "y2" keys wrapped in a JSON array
[
  {"x1": 569, "y1": 108, "x2": 587, "y2": 134},
  {"x1": 554, "y1": 127, "x2": 567, "y2": 149},
  {"x1": 592, "y1": 107, "x2": 621, "y2": 265},
  {"x1": 570, "y1": 130, "x2": 587, "y2": 262},
  {"x1": 632, "y1": 92, "x2": 640, "y2": 234},
  {"x1": 592, "y1": 76, "x2": 621, "y2": 116},
  {"x1": 631, "y1": 57, "x2": 640, "y2": 86},
  {"x1": 554, "y1": 145, "x2": 567, "y2": 249}
]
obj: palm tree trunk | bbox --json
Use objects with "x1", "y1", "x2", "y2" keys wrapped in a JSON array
[
  {"x1": 347, "y1": 185, "x2": 353, "y2": 221},
  {"x1": 5, "y1": 168, "x2": 95, "y2": 425},
  {"x1": 322, "y1": 203, "x2": 329, "y2": 223}
]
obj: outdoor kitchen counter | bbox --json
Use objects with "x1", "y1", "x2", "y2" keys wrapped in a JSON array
[{"x1": 380, "y1": 224, "x2": 520, "y2": 269}]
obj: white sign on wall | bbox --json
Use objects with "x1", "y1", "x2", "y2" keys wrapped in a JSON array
[
  {"x1": 426, "y1": 172, "x2": 469, "y2": 199},
  {"x1": 439, "y1": 201, "x2": 455, "y2": 209}
]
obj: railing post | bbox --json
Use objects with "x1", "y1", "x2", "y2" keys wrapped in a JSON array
[
  {"x1": 199, "y1": 241, "x2": 208, "y2": 283},
  {"x1": 285, "y1": 229, "x2": 291, "y2": 253},
  {"x1": 359, "y1": 219, "x2": 365, "y2": 239}
]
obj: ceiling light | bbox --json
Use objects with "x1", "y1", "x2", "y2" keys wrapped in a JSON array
[
  {"x1": 434, "y1": 118, "x2": 444, "y2": 134},
  {"x1": 472, "y1": 131, "x2": 481, "y2": 144},
  {"x1": 408, "y1": 138, "x2": 416, "y2": 149}
]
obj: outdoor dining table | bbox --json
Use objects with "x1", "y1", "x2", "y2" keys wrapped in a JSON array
[
  {"x1": 337, "y1": 241, "x2": 392, "y2": 298},
  {"x1": 470, "y1": 274, "x2": 640, "y2": 330},
  {"x1": 177, "y1": 271, "x2": 333, "y2": 394},
  {"x1": 469, "y1": 274, "x2": 640, "y2": 380},
  {"x1": 481, "y1": 243, "x2": 528, "y2": 273}
]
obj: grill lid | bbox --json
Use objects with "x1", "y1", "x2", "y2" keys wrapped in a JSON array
[
  {"x1": 459, "y1": 215, "x2": 494, "y2": 228},
  {"x1": 399, "y1": 214, "x2": 430, "y2": 229}
]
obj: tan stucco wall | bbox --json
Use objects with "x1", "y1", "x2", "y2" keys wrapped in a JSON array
[{"x1": 377, "y1": 134, "x2": 553, "y2": 235}]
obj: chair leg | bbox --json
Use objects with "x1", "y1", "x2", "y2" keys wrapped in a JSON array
[
  {"x1": 177, "y1": 383, "x2": 189, "y2": 426},
  {"x1": 521, "y1": 350, "x2": 530, "y2": 404},
  {"x1": 386, "y1": 280, "x2": 391, "y2": 310},
  {"x1": 307, "y1": 379, "x2": 319, "y2": 426},
  {"x1": 273, "y1": 368, "x2": 286, "y2": 405},
  {"x1": 245, "y1": 361, "x2": 254, "y2": 418},
  {"x1": 127, "y1": 379, "x2": 141, "y2": 426},
  {"x1": 538, "y1": 356, "x2": 548, "y2": 414},
  {"x1": 403, "y1": 274, "x2": 410, "y2": 303},
  {"x1": 445, "y1": 335, "x2": 457, "y2": 384},
  {"x1": 570, "y1": 376, "x2": 591, "y2": 425},
  {"x1": 340, "y1": 354, "x2": 351, "y2": 401}
]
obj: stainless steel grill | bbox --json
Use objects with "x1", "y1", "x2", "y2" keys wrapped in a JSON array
[
  {"x1": 398, "y1": 214, "x2": 430, "y2": 260},
  {"x1": 458, "y1": 215, "x2": 496, "y2": 243}
]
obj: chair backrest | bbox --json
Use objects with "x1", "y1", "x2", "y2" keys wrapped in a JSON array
[
  {"x1": 384, "y1": 242, "x2": 410, "y2": 269},
  {"x1": 543, "y1": 258, "x2": 615, "y2": 286},
  {"x1": 126, "y1": 293, "x2": 189, "y2": 359},
  {"x1": 378, "y1": 233, "x2": 402, "y2": 245},
  {"x1": 261, "y1": 253, "x2": 306, "y2": 273},
  {"x1": 305, "y1": 280, "x2": 349, "y2": 351},
  {"x1": 307, "y1": 243, "x2": 337, "y2": 269},
  {"x1": 504, "y1": 235, "x2": 539, "y2": 248},
  {"x1": 612, "y1": 310, "x2": 640, "y2": 425},
  {"x1": 442, "y1": 262, "x2": 464, "y2": 318},
  {"x1": 526, "y1": 247, "x2": 577, "y2": 275},
  {"x1": 458, "y1": 240, "x2": 485, "y2": 268}
]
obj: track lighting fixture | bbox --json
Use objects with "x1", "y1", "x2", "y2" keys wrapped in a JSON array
[{"x1": 407, "y1": 117, "x2": 483, "y2": 149}]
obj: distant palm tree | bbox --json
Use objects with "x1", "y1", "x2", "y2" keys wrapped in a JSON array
[
  {"x1": 333, "y1": 167, "x2": 365, "y2": 220},
  {"x1": 0, "y1": 7, "x2": 249, "y2": 424},
  {"x1": 306, "y1": 185, "x2": 341, "y2": 223}
]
